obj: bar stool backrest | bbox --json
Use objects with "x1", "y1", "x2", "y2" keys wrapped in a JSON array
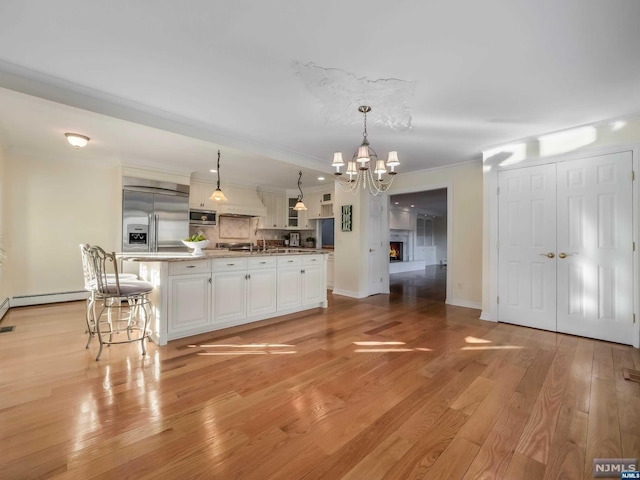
[
  {"x1": 87, "y1": 245, "x2": 122, "y2": 297},
  {"x1": 79, "y1": 243, "x2": 95, "y2": 291}
]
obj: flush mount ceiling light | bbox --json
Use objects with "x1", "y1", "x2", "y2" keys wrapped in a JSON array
[
  {"x1": 209, "y1": 149, "x2": 227, "y2": 202},
  {"x1": 331, "y1": 106, "x2": 399, "y2": 196},
  {"x1": 293, "y1": 170, "x2": 307, "y2": 211},
  {"x1": 65, "y1": 133, "x2": 90, "y2": 148}
]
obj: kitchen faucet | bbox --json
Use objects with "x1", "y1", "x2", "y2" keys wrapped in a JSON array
[{"x1": 255, "y1": 219, "x2": 267, "y2": 252}]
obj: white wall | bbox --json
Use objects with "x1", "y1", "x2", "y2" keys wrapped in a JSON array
[
  {"x1": 5, "y1": 152, "x2": 121, "y2": 298},
  {"x1": 392, "y1": 161, "x2": 483, "y2": 308},
  {"x1": 333, "y1": 187, "x2": 367, "y2": 297},
  {"x1": 0, "y1": 142, "x2": 7, "y2": 307}
]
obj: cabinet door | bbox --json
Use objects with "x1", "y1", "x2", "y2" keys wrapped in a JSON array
[
  {"x1": 298, "y1": 208, "x2": 309, "y2": 229},
  {"x1": 260, "y1": 191, "x2": 286, "y2": 228},
  {"x1": 247, "y1": 268, "x2": 277, "y2": 316},
  {"x1": 189, "y1": 182, "x2": 205, "y2": 209},
  {"x1": 277, "y1": 267, "x2": 301, "y2": 310},
  {"x1": 213, "y1": 272, "x2": 247, "y2": 323},
  {"x1": 305, "y1": 192, "x2": 321, "y2": 219},
  {"x1": 287, "y1": 197, "x2": 298, "y2": 228},
  {"x1": 274, "y1": 194, "x2": 286, "y2": 228},
  {"x1": 302, "y1": 264, "x2": 324, "y2": 305},
  {"x1": 190, "y1": 181, "x2": 217, "y2": 210},
  {"x1": 168, "y1": 274, "x2": 211, "y2": 334}
]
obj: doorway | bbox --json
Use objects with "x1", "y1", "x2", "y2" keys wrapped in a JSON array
[
  {"x1": 388, "y1": 188, "x2": 449, "y2": 302},
  {"x1": 498, "y1": 151, "x2": 634, "y2": 344}
]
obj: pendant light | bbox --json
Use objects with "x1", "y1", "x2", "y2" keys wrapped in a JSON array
[
  {"x1": 293, "y1": 170, "x2": 307, "y2": 211},
  {"x1": 210, "y1": 149, "x2": 227, "y2": 202}
]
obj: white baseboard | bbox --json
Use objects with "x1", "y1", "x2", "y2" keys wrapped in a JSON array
[
  {"x1": 11, "y1": 290, "x2": 89, "y2": 307},
  {"x1": 446, "y1": 298, "x2": 482, "y2": 310},
  {"x1": 0, "y1": 297, "x2": 9, "y2": 321},
  {"x1": 389, "y1": 261, "x2": 425, "y2": 274},
  {"x1": 479, "y1": 310, "x2": 496, "y2": 322},
  {"x1": 331, "y1": 289, "x2": 368, "y2": 299}
]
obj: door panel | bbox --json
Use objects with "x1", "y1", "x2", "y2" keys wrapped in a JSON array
[
  {"x1": 498, "y1": 151, "x2": 634, "y2": 345},
  {"x1": 498, "y1": 164, "x2": 557, "y2": 330},
  {"x1": 556, "y1": 152, "x2": 633, "y2": 344}
]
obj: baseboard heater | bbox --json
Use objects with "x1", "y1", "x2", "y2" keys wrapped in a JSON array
[
  {"x1": 11, "y1": 290, "x2": 89, "y2": 308},
  {"x1": 0, "y1": 297, "x2": 9, "y2": 322}
]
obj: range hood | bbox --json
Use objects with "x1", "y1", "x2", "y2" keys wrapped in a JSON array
[{"x1": 215, "y1": 185, "x2": 267, "y2": 217}]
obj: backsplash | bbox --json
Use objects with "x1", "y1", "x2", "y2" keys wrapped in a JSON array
[{"x1": 189, "y1": 219, "x2": 314, "y2": 246}]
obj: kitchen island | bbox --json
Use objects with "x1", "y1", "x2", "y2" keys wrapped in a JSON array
[{"x1": 122, "y1": 249, "x2": 328, "y2": 345}]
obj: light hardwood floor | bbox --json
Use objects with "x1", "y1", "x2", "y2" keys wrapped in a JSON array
[{"x1": 0, "y1": 291, "x2": 639, "y2": 479}]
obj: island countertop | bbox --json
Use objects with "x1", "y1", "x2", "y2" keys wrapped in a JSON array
[{"x1": 119, "y1": 248, "x2": 330, "y2": 262}]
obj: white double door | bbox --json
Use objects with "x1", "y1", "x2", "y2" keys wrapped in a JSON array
[{"x1": 498, "y1": 151, "x2": 634, "y2": 344}]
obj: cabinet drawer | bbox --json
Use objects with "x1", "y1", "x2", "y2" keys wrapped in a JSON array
[
  {"x1": 277, "y1": 256, "x2": 302, "y2": 267},
  {"x1": 303, "y1": 255, "x2": 323, "y2": 266},
  {"x1": 168, "y1": 260, "x2": 210, "y2": 276},
  {"x1": 212, "y1": 258, "x2": 247, "y2": 272},
  {"x1": 247, "y1": 256, "x2": 277, "y2": 269}
]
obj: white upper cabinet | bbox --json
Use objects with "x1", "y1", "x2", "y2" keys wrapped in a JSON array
[
  {"x1": 190, "y1": 181, "x2": 217, "y2": 210},
  {"x1": 259, "y1": 191, "x2": 287, "y2": 229}
]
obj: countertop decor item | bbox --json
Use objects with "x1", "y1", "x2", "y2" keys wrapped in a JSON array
[
  {"x1": 182, "y1": 239, "x2": 210, "y2": 256},
  {"x1": 331, "y1": 106, "x2": 399, "y2": 196}
]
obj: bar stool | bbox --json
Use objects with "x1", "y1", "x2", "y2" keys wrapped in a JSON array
[
  {"x1": 79, "y1": 243, "x2": 137, "y2": 345},
  {"x1": 85, "y1": 245, "x2": 154, "y2": 361}
]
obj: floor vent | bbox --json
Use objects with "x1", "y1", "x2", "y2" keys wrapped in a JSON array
[
  {"x1": 623, "y1": 368, "x2": 640, "y2": 384},
  {"x1": 0, "y1": 326, "x2": 15, "y2": 334}
]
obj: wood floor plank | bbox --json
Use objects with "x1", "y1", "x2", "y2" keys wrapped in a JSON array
[
  {"x1": 1, "y1": 294, "x2": 640, "y2": 480},
  {"x1": 461, "y1": 392, "x2": 531, "y2": 480},
  {"x1": 516, "y1": 344, "x2": 574, "y2": 464},
  {"x1": 583, "y1": 377, "x2": 623, "y2": 480},
  {"x1": 504, "y1": 452, "x2": 546, "y2": 480}
]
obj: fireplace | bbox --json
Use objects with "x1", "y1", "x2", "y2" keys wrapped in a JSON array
[{"x1": 390, "y1": 241, "x2": 403, "y2": 262}]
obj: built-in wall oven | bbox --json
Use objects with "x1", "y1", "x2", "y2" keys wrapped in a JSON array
[{"x1": 189, "y1": 209, "x2": 217, "y2": 226}]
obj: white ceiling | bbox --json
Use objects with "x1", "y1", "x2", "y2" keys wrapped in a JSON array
[{"x1": 0, "y1": 0, "x2": 639, "y2": 189}]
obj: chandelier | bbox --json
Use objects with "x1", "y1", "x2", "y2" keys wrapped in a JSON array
[{"x1": 331, "y1": 106, "x2": 399, "y2": 195}]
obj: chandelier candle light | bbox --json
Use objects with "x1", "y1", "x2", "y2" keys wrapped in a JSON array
[
  {"x1": 210, "y1": 149, "x2": 227, "y2": 202},
  {"x1": 331, "y1": 106, "x2": 399, "y2": 195}
]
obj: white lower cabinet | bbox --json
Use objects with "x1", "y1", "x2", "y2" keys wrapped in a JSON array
[
  {"x1": 277, "y1": 255, "x2": 325, "y2": 310},
  {"x1": 149, "y1": 254, "x2": 327, "y2": 345},
  {"x1": 212, "y1": 257, "x2": 277, "y2": 325},
  {"x1": 246, "y1": 258, "x2": 277, "y2": 316},
  {"x1": 167, "y1": 260, "x2": 212, "y2": 337},
  {"x1": 302, "y1": 256, "x2": 325, "y2": 305},
  {"x1": 277, "y1": 256, "x2": 303, "y2": 310}
]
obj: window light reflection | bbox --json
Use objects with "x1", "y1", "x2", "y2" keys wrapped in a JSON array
[{"x1": 464, "y1": 336, "x2": 492, "y2": 344}]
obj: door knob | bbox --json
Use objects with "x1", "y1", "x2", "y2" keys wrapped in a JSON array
[
  {"x1": 540, "y1": 252, "x2": 555, "y2": 258},
  {"x1": 558, "y1": 252, "x2": 576, "y2": 259},
  {"x1": 369, "y1": 248, "x2": 375, "y2": 252}
]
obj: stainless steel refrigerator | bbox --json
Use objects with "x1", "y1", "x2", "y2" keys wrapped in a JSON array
[{"x1": 122, "y1": 177, "x2": 190, "y2": 253}]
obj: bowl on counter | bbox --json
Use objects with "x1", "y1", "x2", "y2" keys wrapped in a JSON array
[{"x1": 181, "y1": 239, "x2": 210, "y2": 256}]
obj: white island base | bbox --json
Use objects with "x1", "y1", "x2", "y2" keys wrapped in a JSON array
[{"x1": 130, "y1": 253, "x2": 328, "y2": 345}]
